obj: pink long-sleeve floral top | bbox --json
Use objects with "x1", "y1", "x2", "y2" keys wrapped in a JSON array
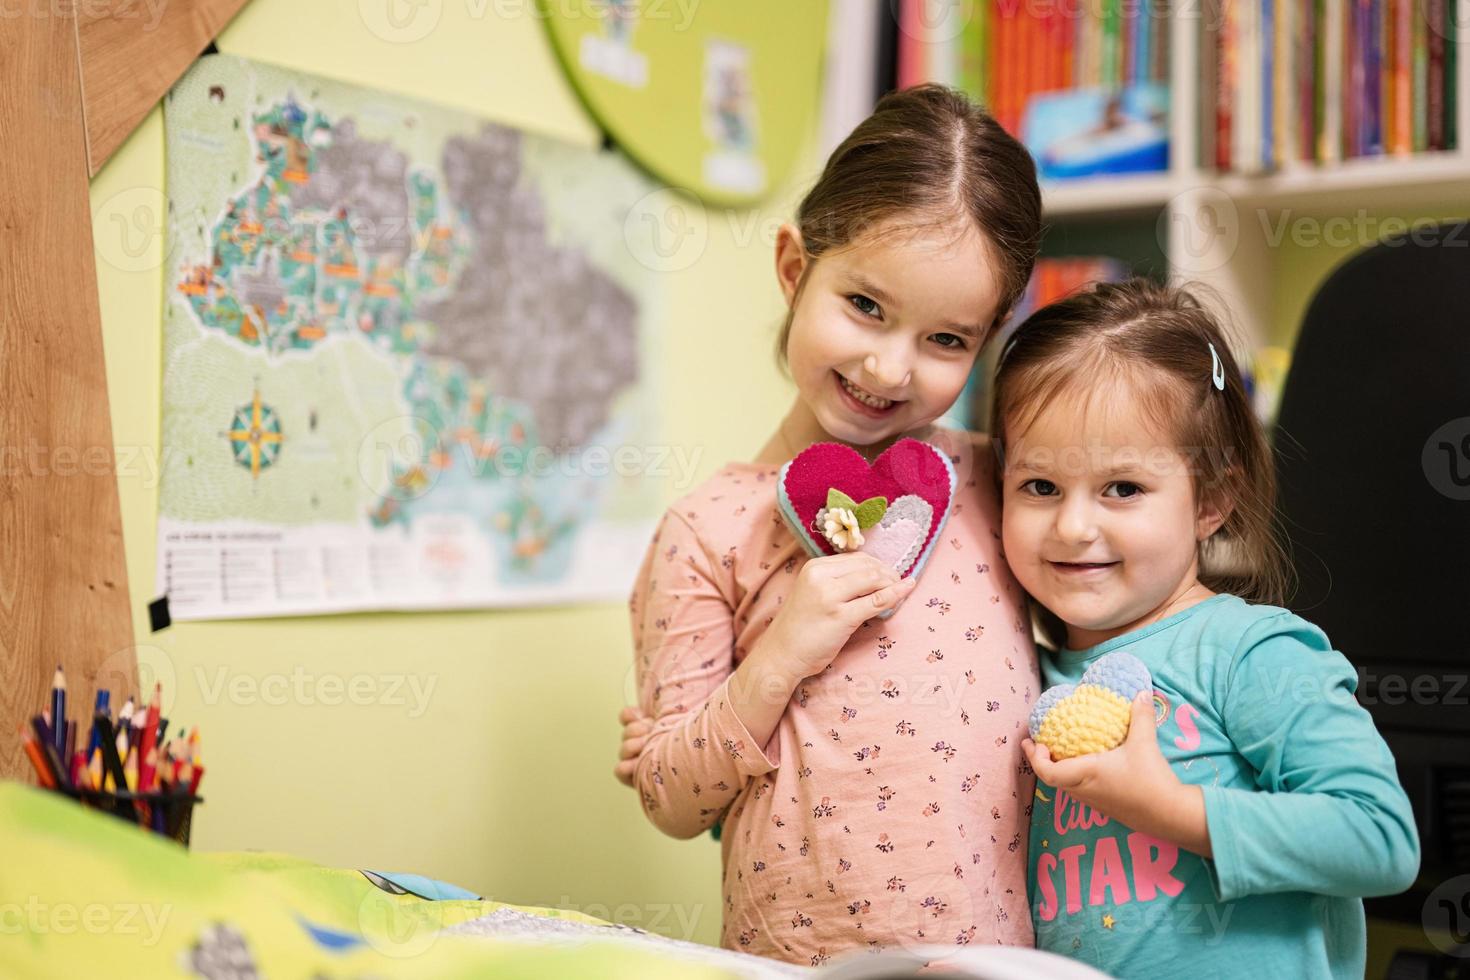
[{"x1": 628, "y1": 428, "x2": 1040, "y2": 967}]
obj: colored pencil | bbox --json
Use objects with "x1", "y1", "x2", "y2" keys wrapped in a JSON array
[
  {"x1": 21, "y1": 735, "x2": 56, "y2": 789},
  {"x1": 138, "y1": 684, "x2": 161, "y2": 793},
  {"x1": 50, "y1": 666, "x2": 66, "y2": 757}
]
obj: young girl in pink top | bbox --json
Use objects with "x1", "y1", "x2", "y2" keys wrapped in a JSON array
[{"x1": 616, "y1": 85, "x2": 1045, "y2": 967}]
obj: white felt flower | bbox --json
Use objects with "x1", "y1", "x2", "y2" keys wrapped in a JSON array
[{"x1": 822, "y1": 506, "x2": 864, "y2": 551}]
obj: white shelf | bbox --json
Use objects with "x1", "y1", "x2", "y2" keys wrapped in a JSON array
[
  {"x1": 1045, "y1": 152, "x2": 1470, "y2": 218},
  {"x1": 1042, "y1": 173, "x2": 1182, "y2": 217},
  {"x1": 1212, "y1": 151, "x2": 1470, "y2": 212}
]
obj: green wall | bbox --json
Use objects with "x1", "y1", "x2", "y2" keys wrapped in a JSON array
[{"x1": 1269, "y1": 206, "x2": 1468, "y2": 348}]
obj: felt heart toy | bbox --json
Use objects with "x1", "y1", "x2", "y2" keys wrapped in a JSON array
[
  {"x1": 776, "y1": 438, "x2": 956, "y2": 604},
  {"x1": 1027, "y1": 652, "x2": 1153, "y2": 760}
]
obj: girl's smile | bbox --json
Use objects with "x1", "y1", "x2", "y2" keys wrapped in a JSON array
[
  {"x1": 833, "y1": 370, "x2": 902, "y2": 416},
  {"x1": 1047, "y1": 559, "x2": 1120, "y2": 577}
]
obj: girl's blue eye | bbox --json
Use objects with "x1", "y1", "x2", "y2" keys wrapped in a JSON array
[
  {"x1": 1105, "y1": 482, "x2": 1143, "y2": 498},
  {"x1": 848, "y1": 294, "x2": 880, "y2": 318},
  {"x1": 931, "y1": 332, "x2": 967, "y2": 350},
  {"x1": 1021, "y1": 479, "x2": 1057, "y2": 497}
]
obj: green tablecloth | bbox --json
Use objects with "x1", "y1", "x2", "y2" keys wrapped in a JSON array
[{"x1": 0, "y1": 781, "x2": 734, "y2": 979}]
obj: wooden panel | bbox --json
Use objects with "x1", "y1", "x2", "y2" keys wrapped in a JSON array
[
  {"x1": 77, "y1": 0, "x2": 250, "y2": 175},
  {"x1": 0, "y1": 14, "x2": 137, "y2": 781}
]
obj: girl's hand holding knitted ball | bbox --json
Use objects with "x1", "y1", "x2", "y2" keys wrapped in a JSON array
[{"x1": 1022, "y1": 693, "x2": 1213, "y2": 859}]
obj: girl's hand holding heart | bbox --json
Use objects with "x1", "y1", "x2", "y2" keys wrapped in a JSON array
[
  {"x1": 755, "y1": 552, "x2": 917, "y2": 682},
  {"x1": 1021, "y1": 692, "x2": 1214, "y2": 859},
  {"x1": 615, "y1": 553, "x2": 912, "y2": 791}
]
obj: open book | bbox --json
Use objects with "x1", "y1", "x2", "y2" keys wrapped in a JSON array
[{"x1": 447, "y1": 906, "x2": 1112, "y2": 979}]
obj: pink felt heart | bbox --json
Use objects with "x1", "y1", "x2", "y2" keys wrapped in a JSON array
[
  {"x1": 778, "y1": 438, "x2": 955, "y2": 579},
  {"x1": 856, "y1": 494, "x2": 933, "y2": 574},
  {"x1": 861, "y1": 517, "x2": 924, "y2": 570}
]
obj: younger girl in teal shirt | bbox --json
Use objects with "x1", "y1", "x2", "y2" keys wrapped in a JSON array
[{"x1": 991, "y1": 279, "x2": 1420, "y2": 978}]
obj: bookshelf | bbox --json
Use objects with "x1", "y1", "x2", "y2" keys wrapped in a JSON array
[
  {"x1": 1156, "y1": 0, "x2": 1470, "y2": 351},
  {"x1": 822, "y1": 0, "x2": 1470, "y2": 352}
]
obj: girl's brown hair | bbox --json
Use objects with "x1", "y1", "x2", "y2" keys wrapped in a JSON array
[
  {"x1": 776, "y1": 84, "x2": 1042, "y2": 366},
  {"x1": 990, "y1": 278, "x2": 1291, "y2": 649}
]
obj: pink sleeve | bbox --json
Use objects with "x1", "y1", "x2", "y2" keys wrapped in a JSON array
[{"x1": 628, "y1": 509, "x2": 779, "y2": 840}]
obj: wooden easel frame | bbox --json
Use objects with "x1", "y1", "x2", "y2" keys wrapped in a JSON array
[{"x1": 1, "y1": 0, "x2": 248, "y2": 780}]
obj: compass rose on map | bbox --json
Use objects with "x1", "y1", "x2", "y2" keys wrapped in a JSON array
[{"x1": 226, "y1": 389, "x2": 283, "y2": 478}]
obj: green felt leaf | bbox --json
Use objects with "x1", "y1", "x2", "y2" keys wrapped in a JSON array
[
  {"x1": 825, "y1": 488, "x2": 888, "y2": 528},
  {"x1": 853, "y1": 496, "x2": 887, "y2": 529}
]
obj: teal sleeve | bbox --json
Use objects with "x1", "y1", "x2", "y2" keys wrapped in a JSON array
[{"x1": 1199, "y1": 616, "x2": 1420, "y2": 902}]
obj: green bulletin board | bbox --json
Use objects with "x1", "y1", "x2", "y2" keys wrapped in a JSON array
[{"x1": 539, "y1": 0, "x2": 829, "y2": 206}]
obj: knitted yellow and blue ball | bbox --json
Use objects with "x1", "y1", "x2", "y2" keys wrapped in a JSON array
[{"x1": 1027, "y1": 652, "x2": 1152, "y2": 760}]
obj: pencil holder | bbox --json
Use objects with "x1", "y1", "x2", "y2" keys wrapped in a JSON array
[{"x1": 65, "y1": 786, "x2": 204, "y2": 847}]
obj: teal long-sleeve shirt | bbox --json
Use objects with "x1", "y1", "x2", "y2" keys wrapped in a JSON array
[{"x1": 1027, "y1": 593, "x2": 1420, "y2": 979}]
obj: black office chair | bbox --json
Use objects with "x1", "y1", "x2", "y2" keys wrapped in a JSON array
[{"x1": 1273, "y1": 220, "x2": 1470, "y2": 937}]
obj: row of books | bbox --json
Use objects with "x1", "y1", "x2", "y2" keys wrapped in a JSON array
[
  {"x1": 1205, "y1": 0, "x2": 1460, "y2": 172},
  {"x1": 1026, "y1": 256, "x2": 1130, "y2": 309},
  {"x1": 894, "y1": 0, "x2": 1172, "y2": 138}
]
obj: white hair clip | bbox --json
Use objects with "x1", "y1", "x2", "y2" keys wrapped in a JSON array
[{"x1": 1208, "y1": 342, "x2": 1226, "y2": 391}]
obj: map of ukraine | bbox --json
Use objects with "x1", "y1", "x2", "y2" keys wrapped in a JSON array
[{"x1": 177, "y1": 94, "x2": 640, "y2": 521}]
